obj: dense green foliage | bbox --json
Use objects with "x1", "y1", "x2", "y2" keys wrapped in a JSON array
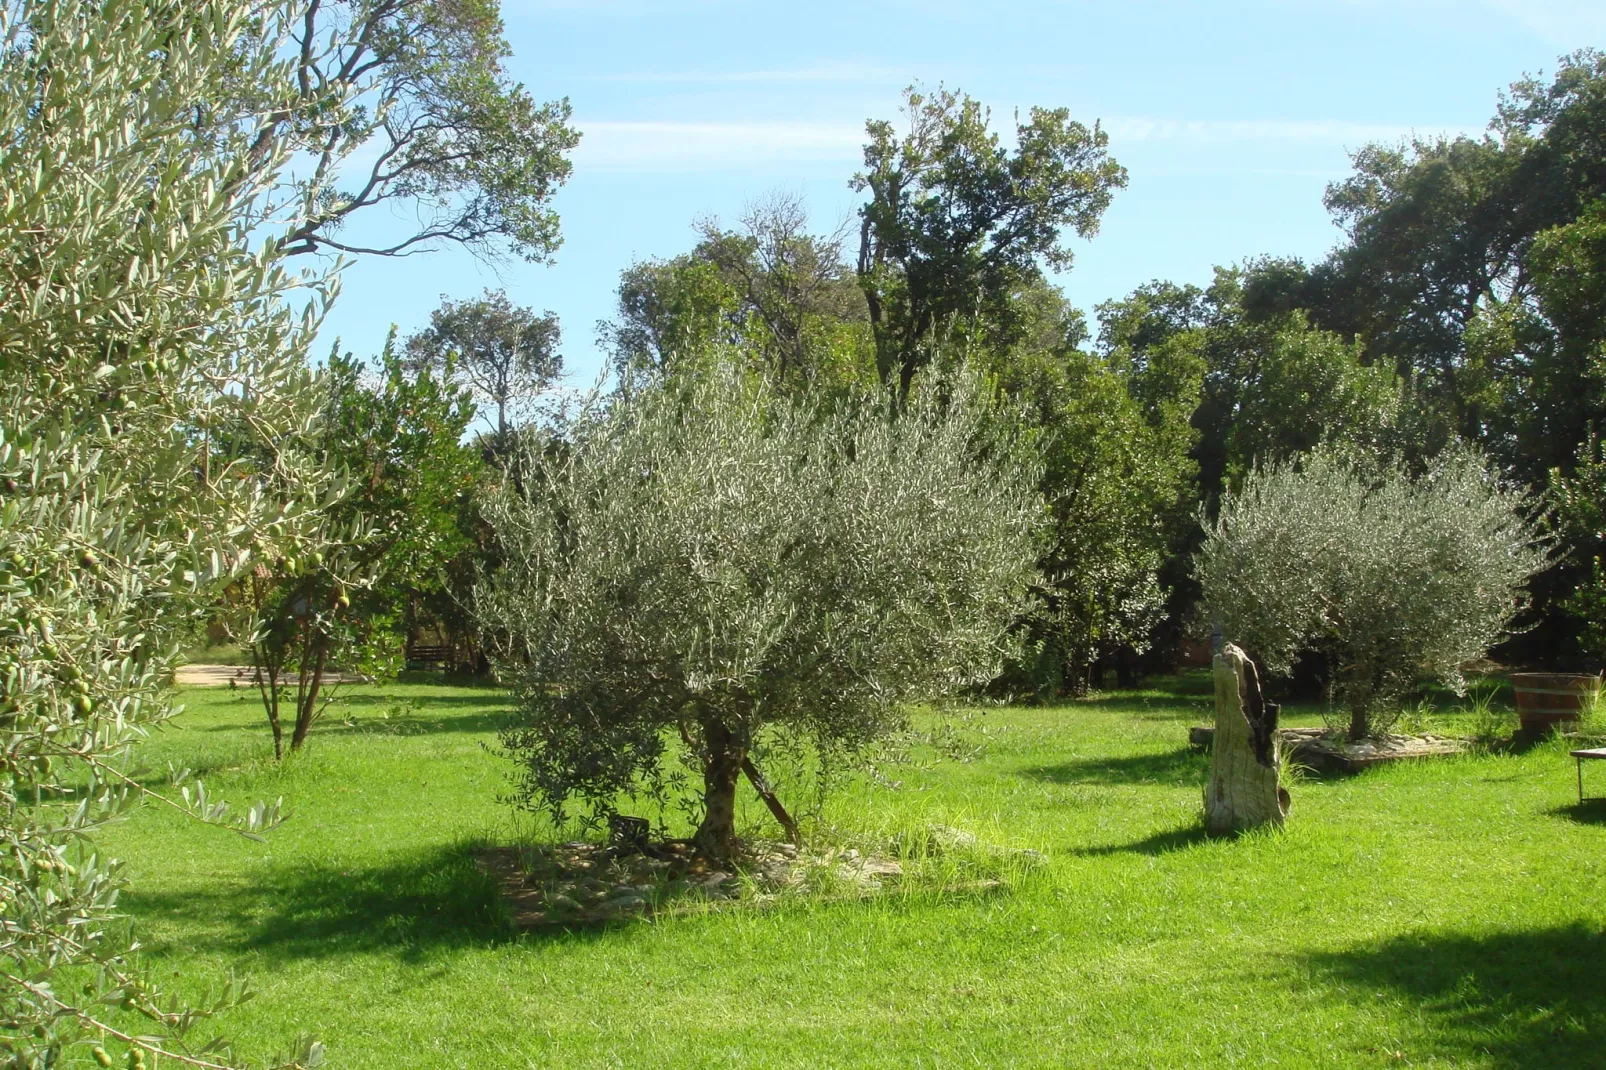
[
  {"x1": 1200, "y1": 446, "x2": 1547, "y2": 738},
  {"x1": 1552, "y1": 438, "x2": 1606, "y2": 661},
  {"x1": 476, "y1": 369, "x2": 1040, "y2": 856},
  {"x1": 240, "y1": 343, "x2": 476, "y2": 757},
  {"x1": 404, "y1": 290, "x2": 564, "y2": 441},
  {"x1": 91, "y1": 680, "x2": 1606, "y2": 1068},
  {"x1": 606, "y1": 195, "x2": 876, "y2": 390},
  {"x1": 854, "y1": 86, "x2": 1128, "y2": 391},
  {"x1": 0, "y1": 1, "x2": 341, "y2": 1063},
  {"x1": 1225, "y1": 50, "x2": 1606, "y2": 665},
  {"x1": 1307, "y1": 52, "x2": 1606, "y2": 459},
  {"x1": 982, "y1": 283, "x2": 1201, "y2": 695}
]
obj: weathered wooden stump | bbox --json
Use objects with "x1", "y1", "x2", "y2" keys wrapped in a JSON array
[{"x1": 1204, "y1": 643, "x2": 1289, "y2": 835}]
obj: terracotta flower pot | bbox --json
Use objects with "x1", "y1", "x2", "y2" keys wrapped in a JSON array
[{"x1": 1510, "y1": 673, "x2": 1601, "y2": 735}]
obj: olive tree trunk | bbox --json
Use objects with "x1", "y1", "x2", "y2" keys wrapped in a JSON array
[
  {"x1": 693, "y1": 718, "x2": 747, "y2": 859},
  {"x1": 1348, "y1": 704, "x2": 1371, "y2": 743},
  {"x1": 1204, "y1": 643, "x2": 1290, "y2": 835}
]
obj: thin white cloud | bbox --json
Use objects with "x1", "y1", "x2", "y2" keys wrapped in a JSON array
[
  {"x1": 572, "y1": 115, "x2": 1478, "y2": 172},
  {"x1": 1481, "y1": 0, "x2": 1606, "y2": 46},
  {"x1": 591, "y1": 60, "x2": 906, "y2": 85},
  {"x1": 574, "y1": 120, "x2": 867, "y2": 171},
  {"x1": 1105, "y1": 117, "x2": 1473, "y2": 146}
]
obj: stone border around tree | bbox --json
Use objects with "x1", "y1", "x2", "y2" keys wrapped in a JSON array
[
  {"x1": 474, "y1": 826, "x2": 1029, "y2": 929},
  {"x1": 1188, "y1": 725, "x2": 1466, "y2": 774}
]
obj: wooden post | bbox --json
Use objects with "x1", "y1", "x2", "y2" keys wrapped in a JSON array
[{"x1": 1204, "y1": 642, "x2": 1289, "y2": 835}]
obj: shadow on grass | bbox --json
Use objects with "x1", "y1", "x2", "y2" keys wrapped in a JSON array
[
  {"x1": 188, "y1": 694, "x2": 512, "y2": 737},
  {"x1": 189, "y1": 690, "x2": 506, "y2": 711},
  {"x1": 1308, "y1": 924, "x2": 1606, "y2": 1068},
  {"x1": 1069, "y1": 823, "x2": 1210, "y2": 857},
  {"x1": 1057, "y1": 695, "x2": 1204, "y2": 715},
  {"x1": 1010, "y1": 671, "x2": 1213, "y2": 713},
  {"x1": 392, "y1": 670, "x2": 506, "y2": 688},
  {"x1": 121, "y1": 842, "x2": 501, "y2": 960},
  {"x1": 337, "y1": 690, "x2": 507, "y2": 707},
  {"x1": 315, "y1": 707, "x2": 513, "y2": 738},
  {"x1": 1118, "y1": 701, "x2": 1211, "y2": 723},
  {"x1": 1021, "y1": 746, "x2": 1206, "y2": 787},
  {"x1": 1138, "y1": 671, "x2": 1213, "y2": 698},
  {"x1": 1548, "y1": 799, "x2": 1606, "y2": 826},
  {"x1": 122, "y1": 842, "x2": 608, "y2": 964}
]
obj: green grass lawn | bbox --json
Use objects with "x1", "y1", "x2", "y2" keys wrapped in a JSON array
[{"x1": 97, "y1": 677, "x2": 1606, "y2": 1068}]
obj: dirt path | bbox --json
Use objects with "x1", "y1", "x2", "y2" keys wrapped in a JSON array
[{"x1": 174, "y1": 664, "x2": 366, "y2": 686}]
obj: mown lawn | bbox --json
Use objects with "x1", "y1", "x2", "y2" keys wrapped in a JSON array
[{"x1": 97, "y1": 676, "x2": 1606, "y2": 1068}]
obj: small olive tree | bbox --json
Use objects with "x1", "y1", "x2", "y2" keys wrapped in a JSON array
[
  {"x1": 1199, "y1": 445, "x2": 1547, "y2": 740},
  {"x1": 476, "y1": 367, "x2": 1041, "y2": 858}
]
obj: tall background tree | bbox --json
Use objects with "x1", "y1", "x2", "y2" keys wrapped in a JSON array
[
  {"x1": 1219, "y1": 50, "x2": 1606, "y2": 667},
  {"x1": 981, "y1": 281, "x2": 1201, "y2": 695},
  {"x1": 406, "y1": 289, "x2": 563, "y2": 443},
  {"x1": 604, "y1": 193, "x2": 875, "y2": 390},
  {"x1": 250, "y1": 0, "x2": 581, "y2": 260},
  {"x1": 1099, "y1": 270, "x2": 1404, "y2": 513},
  {"x1": 853, "y1": 85, "x2": 1128, "y2": 391}
]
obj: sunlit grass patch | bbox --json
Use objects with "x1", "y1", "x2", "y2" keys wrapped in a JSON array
[{"x1": 96, "y1": 679, "x2": 1606, "y2": 1069}]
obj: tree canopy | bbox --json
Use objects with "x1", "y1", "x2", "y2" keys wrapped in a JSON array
[
  {"x1": 1219, "y1": 50, "x2": 1606, "y2": 666},
  {"x1": 604, "y1": 194, "x2": 875, "y2": 391},
  {"x1": 476, "y1": 367, "x2": 1040, "y2": 858},
  {"x1": 0, "y1": 0, "x2": 344, "y2": 1062},
  {"x1": 405, "y1": 289, "x2": 564, "y2": 441},
  {"x1": 241, "y1": 339, "x2": 477, "y2": 757},
  {"x1": 1200, "y1": 445, "x2": 1547, "y2": 739},
  {"x1": 854, "y1": 85, "x2": 1128, "y2": 391},
  {"x1": 260, "y1": 0, "x2": 580, "y2": 259}
]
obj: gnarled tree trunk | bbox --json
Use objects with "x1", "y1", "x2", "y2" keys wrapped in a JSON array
[
  {"x1": 693, "y1": 717, "x2": 747, "y2": 859},
  {"x1": 1204, "y1": 643, "x2": 1290, "y2": 835}
]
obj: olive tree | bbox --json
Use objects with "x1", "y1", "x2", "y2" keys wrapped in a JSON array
[
  {"x1": 1198, "y1": 445, "x2": 1547, "y2": 739},
  {"x1": 476, "y1": 367, "x2": 1040, "y2": 859},
  {"x1": 0, "y1": 1, "x2": 343, "y2": 1065}
]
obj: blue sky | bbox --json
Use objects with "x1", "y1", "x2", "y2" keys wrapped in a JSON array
[{"x1": 314, "y1": 0, "x2": 1606, "y2": 384}]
